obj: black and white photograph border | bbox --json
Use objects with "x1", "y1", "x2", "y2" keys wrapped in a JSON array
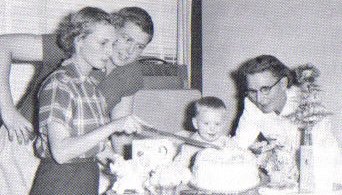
[{"x1": 0, "y1": 0, "x2": 342, "y2": 194}]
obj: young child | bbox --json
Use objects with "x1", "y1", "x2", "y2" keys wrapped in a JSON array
[{"x1": 174, "y1": 96, "x2": 230, "y2": 168}]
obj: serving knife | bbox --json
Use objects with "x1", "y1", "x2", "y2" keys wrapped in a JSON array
[{"x1": 140, "y1": 125, "x2": 222, "y2": 150}]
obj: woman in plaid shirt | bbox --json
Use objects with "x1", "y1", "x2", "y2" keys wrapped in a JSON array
[
  {"x1": 29, "y1": 7, "x2": 145, "y2": 195},
  {"x1": 0, "y1": 6, "x2": 154, "y2": 194}
]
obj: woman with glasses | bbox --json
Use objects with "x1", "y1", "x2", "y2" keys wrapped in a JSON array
[
  {"x1": 234, "y1": 55, "x2": 299, "y2": 149},
  {"x1": 233, "y1": 55, "x2": 339, "y2": 191}
]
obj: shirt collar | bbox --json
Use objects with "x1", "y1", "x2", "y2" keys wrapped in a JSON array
[{"x1": 61, "y1": 59, "x2": 100, "y2": 85}]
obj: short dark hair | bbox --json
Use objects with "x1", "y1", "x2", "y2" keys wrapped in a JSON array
[
  {"x1": 238, "y1": 55, "x2": 294, "y2": 88},
  {"x1": 115, "y1": 7, "x2": 154, "y2": 43},
  {"x1": 194, "y1": 96, "x2": 226, "y2": 116},
  {"x1": 56, "y1": 7, "x2": 113, "y2": 57}
]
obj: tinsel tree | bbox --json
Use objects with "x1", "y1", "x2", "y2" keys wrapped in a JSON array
[{"x1": 284, "y1": 63, "x2": 332, "y2": 139}]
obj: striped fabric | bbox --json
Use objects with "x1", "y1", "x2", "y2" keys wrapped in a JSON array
[{"x1": 35, "y1": 62, "x2": 109, "y2": 161}]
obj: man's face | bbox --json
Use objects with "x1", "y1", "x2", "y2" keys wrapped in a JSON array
[
  {"x1": 192, "y1": 108, "x2": 227, "y2": 142},
  {"x1": 111, "y1": 21, "x2": 151, "y2": 66},
  {"x1": 246, "y1": 71, "x2": 287, "y2": 113}
]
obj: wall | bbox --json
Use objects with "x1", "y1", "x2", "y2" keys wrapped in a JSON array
[{"x1": 202, "y1": 0, "x2": 342, "y2": 145}]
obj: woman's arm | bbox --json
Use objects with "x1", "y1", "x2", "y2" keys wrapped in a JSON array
[
  {"x1": 0, "y1": 34, "x2": 43, "y2": 144},
  {"x1": 234, "y1": 99, "x2": 262, "y2": 149},
  {"x1": 48, "y1": 114, "x2": 144, "y2": 164}
]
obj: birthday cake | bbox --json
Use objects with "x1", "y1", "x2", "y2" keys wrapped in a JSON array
[{"x1": 191, "y1": 147, "x2": 260, "y2": 193}]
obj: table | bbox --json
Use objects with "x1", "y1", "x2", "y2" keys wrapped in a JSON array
[{"x1": 105, "y1": 183, "x2": 342, "y2": 195}]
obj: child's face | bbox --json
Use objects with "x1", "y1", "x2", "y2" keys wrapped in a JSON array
[{"x1": 192, "y1": 108, "x2": 227, "y2": 142}]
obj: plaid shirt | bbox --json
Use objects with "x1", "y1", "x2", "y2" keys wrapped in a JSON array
[{"x1": 35, "y1": 62, "x2": 109, "y2": 161}]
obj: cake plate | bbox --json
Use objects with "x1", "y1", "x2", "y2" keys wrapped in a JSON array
[{"x1": 184, "y1": 182, "x2": 260, "y2": 195}]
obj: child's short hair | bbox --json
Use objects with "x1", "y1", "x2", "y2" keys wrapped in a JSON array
[{"x1": 194, "y1": 96, "x2": 226, "y2": 116}]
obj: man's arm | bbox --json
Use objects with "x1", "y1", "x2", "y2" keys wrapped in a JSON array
[
  {"x1": 233, "y1": 99, "x2": 261, "y2": 149},
  {"x1": 0, "y1": 34, "x2": 43, "y2": 143}
]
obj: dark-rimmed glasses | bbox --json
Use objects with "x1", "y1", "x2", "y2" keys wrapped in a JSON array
[{"x1": 245, "y1": 78, "x2": 282, "y2": 97}]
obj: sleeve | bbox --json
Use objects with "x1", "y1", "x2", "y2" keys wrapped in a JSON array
[
  {"x1": 97, "y1": 62, "x2": 143, "y2": 111},
  {"x1": 121, "y1": 62, "x2": 144, "y2": 96},
  {"x1": 38, "y1": 75, "x2": 73, "y2": 130},
  {"x1": 234, "y1": 98, "x2": 262, "y2": 149},
  {"x1": 42, "y1": 34, "x2": 66, "y2": 67}
]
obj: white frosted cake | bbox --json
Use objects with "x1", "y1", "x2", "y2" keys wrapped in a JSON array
[{"x1": 191, "y1": 147, "x2": 260, "y2": 193}]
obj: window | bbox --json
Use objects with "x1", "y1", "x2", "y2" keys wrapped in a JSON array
[
  {"x1": 2, "y1": 0, "x2": 197, "y2": 90},
  {"x1": 42, "y1": 0, "x2": 179, "y2": 64},
  {"x1": 1, "y1": 0, "x2": 180, "y2": 62}
]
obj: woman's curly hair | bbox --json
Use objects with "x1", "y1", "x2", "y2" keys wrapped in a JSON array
[{"x1": 56, "y1": 7, "x2": 113, "y2": 57}]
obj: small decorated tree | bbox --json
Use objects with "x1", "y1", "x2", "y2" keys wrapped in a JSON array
[
  {"x1": 285, "y1": 63, "x2": 331, "y2": 136},
  {"x1": 284, "y1": 63, "x2": 332, "y2": 193}
]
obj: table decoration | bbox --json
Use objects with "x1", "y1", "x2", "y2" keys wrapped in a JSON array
[
  {"x1": 285, "y1": 64, "x2": 332, "y2": 193},
  {"x1": 250, "y1": 64, "x2": 333, "y2": 193}
]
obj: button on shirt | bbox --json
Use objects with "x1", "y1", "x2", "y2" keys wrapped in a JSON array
[{"x1": 36, "y1": 63, "x2": 110, "y2": 161}]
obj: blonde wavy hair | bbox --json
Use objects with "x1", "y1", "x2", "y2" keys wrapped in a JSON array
[{"x1": 56, "y1": 7, "x2": 117, "y2": 57}]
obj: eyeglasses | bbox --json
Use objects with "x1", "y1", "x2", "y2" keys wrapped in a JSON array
[{"x1": 245, "y1": 78, "x2": 282, "y2": 96}]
